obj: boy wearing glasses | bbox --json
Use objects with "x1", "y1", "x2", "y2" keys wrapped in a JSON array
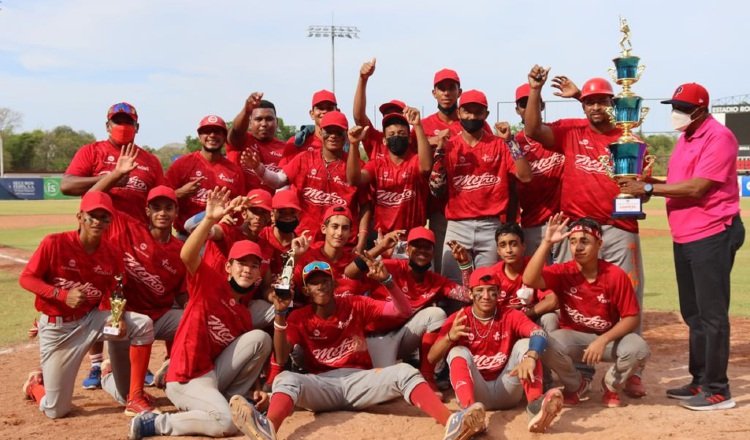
[{"x1": 229, "y1": 260, "x2": 488, "y2": 440}]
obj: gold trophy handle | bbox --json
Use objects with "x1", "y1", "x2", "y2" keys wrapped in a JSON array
[
  {"x1": 606, "y1": 106, "x2": 616, "y2": 125},
  {"x1": 608, "y1": 67, "x2": 618, "y2": 83},
  {"x1": 636, "y1": 64, "x2": 646, "y2": 81},
  {"x1": 599, "y1": 155, "x2": 614, "y2": 178},
  {"x1": 639, "y1": 106, "x2": 650, "y2": 124},
  {"x1": 643, "y1": 155, "x2": 656, "y2": 174}
]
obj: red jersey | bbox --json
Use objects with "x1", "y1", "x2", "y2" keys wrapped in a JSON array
[
  {"x1": 281, "y1": 149, "x2": 365, "y2": 239},
  {"x1": 203, "y1": 223, "x2": 279, "y2": 278},
  {"x1": 363, "y1": 152, "x2": 428, "y2": 231},
  {"x1": 282, "y1": 132, "x2": 323, "y2": 163},
  {"x1": 489, "y1": 258, "x2": 552, "y2": 309},
  {"x1": 259, "y1": 226, "x2": 291, "y2": 254},
  {"x1": 291, "y1": 242, "x2": 366, "y2": 300},
  {"x1": 167, "y1": 261, "x2": 254, "y2": 383},
  {"x1": 541, "y1": 260, "x2": 640, "y2": 335},
  {"x1": 226, "y1": 136, "x2": 288, "y2": 192},
  {"x1": 107, "y1": 212, "x2": 185, "y2": 320},
  {"x1": 20, "y1": 231, "x2": 121, "y2": 319},
  {"x1": 515, "y1": 132, "x2": 564, "y2": 227},
  {"x1": 286, "y1": 295, "x2": 384, "y2": 373},
  {"x1": 438, "y1": 306, "x2": 540, "y2": 381},
  {"x1": 360, "y1": 123, "x2": 418, "y2": 162},
  {"x1": 421, "y1": 113, "x2": 493, "y2": 140},
  {"x1": 547, "y1": 119, "x2": 638, "y2": 233},
  {"x1": 65, "y1": 140, "x2": 165, "y2": 223},
  {"x1": 165, "y1": 151, "x2": 245, "y2": 234},
  {"x1": 442, "y1": 133, "x2": 516, "y2": 220}
]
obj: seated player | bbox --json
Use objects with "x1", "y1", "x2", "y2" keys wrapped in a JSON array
[
  {"x1": 228, "y1": 260, "x2": 488, "y2": 440},
  {"x1": 428, "y1": 267, "x2": 564, "y2": 433},
  {"x1": 523, "y1": 214, "x2": 651, "y2": 407}
]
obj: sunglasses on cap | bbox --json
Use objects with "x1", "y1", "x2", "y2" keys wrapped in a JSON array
[{"x1": 302, "y1": 261, "x2": 332, "y2": 275}]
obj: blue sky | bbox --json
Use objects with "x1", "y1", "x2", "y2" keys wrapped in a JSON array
[{"x1": 1, "y1": 0, "x2": 748, "y2": 148}]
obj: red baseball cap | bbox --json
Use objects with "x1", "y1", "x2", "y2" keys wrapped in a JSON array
[
  {"x1": 378, "y1": 99, "x2": 406, "y2": 115},
  {"x1": 320, "y1": 111, "x2": 348, "y2": 131},
  {"x1": 323, "y1": 204, "x2": 353, "y2": 224},
  {"x1": 407, "y1": 226, "x2": 435, "y2": 244},
  {"x1": 469, "y1": 266, "x2": 500, "y2": 288},
  {"x1": 661, "y1": 83, "x2": 709, "y2": 108},
  {"x1": 382, "y1": 112, "x2": 409, "y2": 128},
  {"x1": 107, "y1": 102, "x2": 138, "y2": 122},
  {"x1": 228, "y1": 240, "x2": 263, "y2": 261},
  {"x1": 147, "y1": 185, "x2": 177, "y2": 204},
  {"x1": 197, "y1": 114, "x2": 227, "y2": 133},
  {"x1": 579, "y1": 78, "x2": 614, "y2": 100},
  {"x1": 434, "y1": 68, "x2": 460, "y2": 86},
  {"x1": 80, "y1": 191, "x2": 114, "y2": 215},
  {"x1": 515, "y1": 84, "x2": 531, "y2": 101},
  {"x1": 312, "y1": 89, "x2": 337, "y2": 107},
  {"x1": 246, "y1": 189, "x2": 273, "y2": 212},
  {"x1": 272, "y1": 190, "x2": 301, "y2": 211},
  {"x1": 459, "y1": 89, "x2": 488, "y2": 108},
  {"x1": 302, "y1": 261, "x2": 334, "y2": 284}
]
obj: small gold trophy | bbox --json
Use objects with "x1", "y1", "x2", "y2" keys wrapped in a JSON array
[
  {"x1": 103, "y1": 274, "x2": 127, "y2": 336},
  {"x1": 274, "y1": 251, "x2": 294, "y2": 303},
  {"x1": 603, "y1": 17, "x2": 655, "y2": 219}
]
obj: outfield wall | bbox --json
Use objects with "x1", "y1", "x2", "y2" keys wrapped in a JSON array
[{"x1": 0, "y1": 177, "x2": 74, "y2": 200}]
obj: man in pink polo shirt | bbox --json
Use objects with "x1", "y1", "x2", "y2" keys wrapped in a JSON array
[{"x1": 620, "y1": 83, "x2": 745, "y2": 411}]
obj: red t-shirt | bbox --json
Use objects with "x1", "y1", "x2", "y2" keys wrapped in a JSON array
[
  {"x1": 282, "y1": 132, "x2": 323, "y2": 163},
  {"x1": 285, "y1": 295, "x2": 384, "y2": 373},
  {"x1": 20, "y1": 231, "x2": 121, "y2": 319},
  {"x1": 515, "y1": 132, "x2": 564, "y2": 227},
  {"x1": 226, "y1": 136, "x2": 288, "y2": 192},
  {"x1": 363, "y1": 152, "x2": 428, "y2": 231},
  {"x1": 259, "y1": 226, "x2": 291, "y2": 254},
  {"x1": 107, "y1": 212, "x2": 185, "y2": 320},
  {"x1": 65, "y1": 140, "x2": 166, "y2": 223},
  {"x1": 281, "y1": 149, "x2": 366, "y2": 240},
  {"x1": 291, "y1": 241, "x2": 367, "y2": 301},
  {"x1": 442, "y1": 133, "x2": 516, "y2": 220},
  {"x1": 165, "y1": 152, "x2": 245, "y2": 234},
  {"x1": 421, "y1": 113, "x2": 493, "y2": 140},
  {"x1": 167, "y1": 261, "x2": 254, "y2": 383},
  {"x1": 489, "y1": 257, "x2": 552, "y2": 309},
  {"x1": 203, "y1": 223, "x2": 279, "y2": 278},
  {"x1": 541, "y1": 260, "x2": 640, "y2": 335},
  {"x1": 547, "y1": 119, "x2": 638, "y2": 233},
  {"x1": 438, "y1": 306, "x2": 540, "y2": 381}
]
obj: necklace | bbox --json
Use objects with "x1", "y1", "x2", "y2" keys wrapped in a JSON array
[{"x1": 471, "y1": 309, "x2": 496, "y2": 340}]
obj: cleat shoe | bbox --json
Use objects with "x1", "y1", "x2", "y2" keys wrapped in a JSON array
[
  {"x1": 82, "y1": 365, "x2": 102, "y2": 390},
  {"x1": 527, "y1": 388, "x2": 564, "y2": 433},
  {"x1": 125, "y1": 391, "x2": 159, "y2": 417},
  {"x1": 128, "y1": 411, "x2": 157, "y2": 440},
  {"x1": 666, "y1": 383, "x2": 701, "y2": 400},
  {"x1": 22, "y1": 370, "x2": 43, "y2": 400},
  {"x1": 443, "y1": 402, "x2": 486, "y2": 440},
  {"x1": 562, "y1": 376, "x2": 591, "y2": 406},
  {"x1": 601, "y1": 379, "x2": 621, "y2": 408},
  {"x1": 154, "y1": 359, "x2": 170, "y2": 390},
  {"x1": 230, "y1": 395, "x2": 277, "y2": 440},
  {"x1": 144, "y1": 369, "x2": 155, "y2": 387},
  {"x1": 624, "y1": 375, "x2": 647, "y2": 398},
  {"x1": 680, "y1": 391, "x2": 736, "y2": 411}
]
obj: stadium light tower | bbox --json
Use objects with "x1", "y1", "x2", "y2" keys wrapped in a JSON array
[{"x1": 307, "y1": 23, "x2": 360, "y2": 94}]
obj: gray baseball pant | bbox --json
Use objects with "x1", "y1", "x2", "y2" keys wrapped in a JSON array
[
  {"x1": 367, "y1": 307, "x2": 446, "y2": 367},
  {"x1": 442, "y1": 218, "x2": 501, "y2": 284}
]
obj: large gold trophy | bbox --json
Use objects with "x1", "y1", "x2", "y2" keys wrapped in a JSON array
[
  {"x1": 103, "y1": 274, "x2": 127, "y2": 336},
  {"x1": 603, "y1": 17, "x2": 655, "y2": 219}
]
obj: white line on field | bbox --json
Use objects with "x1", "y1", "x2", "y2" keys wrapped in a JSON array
[{"x1": 0, "y1": 253, "x2": 29, "y2": 264}]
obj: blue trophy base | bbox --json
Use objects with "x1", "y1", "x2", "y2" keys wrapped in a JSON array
[{"x1": 612, "y1": 196, "x2": 646, "y2": 219}]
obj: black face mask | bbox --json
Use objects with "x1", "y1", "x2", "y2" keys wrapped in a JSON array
[
  {"x1": 275, "y1": 218, "x2": 299, "y2": 234},
  {"x1": 460, "y1": 118, "x2": 484, "y2": 133},
  {"x1": 409, "y1": 260, "x2": 432, "y2": 274},
  {"x1": 386, "y1": 136, "x2": 410, "y2": 156},
  {"x1": 438, "y1": 103, "x2": 457, "y2": 115},
  {"x1": 228, "y1": 277, "x2": 254, "y2": 295}
]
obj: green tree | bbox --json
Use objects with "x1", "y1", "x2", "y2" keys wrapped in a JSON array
[
  {"x1": 642, "y1": 133, "x2": 677, "y2": 176},
  {"x1": 5, "y1": 130, "x2": 44, "y2": 171},
  {"x1": 35, "y1": 125, "x2": 95, "y2": 171},
  {"x1": 276, "y1": 117, "x2": 296, "y2": 141}
]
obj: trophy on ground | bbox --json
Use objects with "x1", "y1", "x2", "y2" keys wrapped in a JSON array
[
  {"x1": 274, "y1": 251, "x2": 294, "y2": 304},
  {"x1": 602, "y1": 17, "x2": 655, "y2": 219},
  {"x1": 103, "y1": 274, "x2": 127, "y2": 336}
]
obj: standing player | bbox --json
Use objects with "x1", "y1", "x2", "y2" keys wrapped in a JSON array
[
  {"x1": 20, "y1": 191, "x2": 155, "y2": 419},
  {"x1": 166, "y1": 115, "x2": 245, "y2": 237},
  {"x1": 523, "y1": 215, "x2": 651, "y2": 407},
  {"x1": 226, "y1": 93, "x2": 287, "y2": 192},
  {"x1": 431, "y1": 89, "x2": 532, "y2": 283},
  {"x1": 228, "y1": 260, "x2": 488, "y2": 440},
  {"x1": 428, "y1": 267, "x2": 563, "y2": 433},
  {"x1": 128, "y1": 188, "x2": 272, "y2": 439},
  {"x1": 284, "y1": 90, "x2": 339, "y2": 154}
]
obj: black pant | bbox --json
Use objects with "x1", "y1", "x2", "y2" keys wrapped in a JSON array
[{"x1": 673, "y1": 215, "x2": 745, "y2": 396}]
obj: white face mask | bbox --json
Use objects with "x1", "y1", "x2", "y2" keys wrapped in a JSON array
[{"x1": 671, "y1": 109, "x2": 694, "y2": 132}]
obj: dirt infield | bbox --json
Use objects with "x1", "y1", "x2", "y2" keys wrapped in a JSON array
[{"x1": 1, "y1": 311, "x2": 749, "y2": 440}]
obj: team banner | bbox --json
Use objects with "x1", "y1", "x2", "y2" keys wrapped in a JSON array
[
  {"x1": 0, "y1": 178, "x2": 44, "y2": 200},
  {"x1": 43, "y1": 177, "x2": 75, "y2": 200}
]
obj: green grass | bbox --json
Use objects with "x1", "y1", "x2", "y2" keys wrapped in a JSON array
[
  {"x1": 0, "y1": 199, "x2": 79, "y2": 216},
  {"x1": 0, "y1": 224, "x2": 76, "y2": 251},
  {"x1": 0, "y1": 271, "x2": 37, "y2": 346}
]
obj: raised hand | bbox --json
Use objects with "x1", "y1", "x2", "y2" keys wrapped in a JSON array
[
  {"x1": 115, "y1": 143, "x2": 139, "y2": 175},
  {"x1": 403, "y1": 106, "x2": 421, "y2": 127},
  {"x1": 291, "y1": 230, "x2": 312, "y2": 257},
  {"x1": 494, "y1": 121, "x2": 512, "y2": 141},
  {"x1": 240, "y1": 149, "x2": 261, "y2": 172},
  {"x1": 448, "y1": 309, "x2": 470, "y2": 342},
  {"x1": 245, "y1": 92, "x2": 264, "y2": 112},
  {"x1": 204, "y1": 187, "x2": 233, "y2": 222},
  {"x1": 551, "y1": 75, "x2": 581, "y2": 99},
  {"x1": 528, "y1": 65, "x2": 550, "y2": 90},
  {"x1": 544, "y1": 212, "x2": 571, "y2": 244},
  {"x1": 435, "y1": 129, "x2": 451, "y2": 150},
  {"x1": 360, "y1": 58, "x2": 376, "y2": 79},
  {"x1": 178, "y1": 176, "x2": 205, "y2": 197},
  {"x1": 364, "y1": 256, "x2": 389, "y2": 283},
  {"x1": 348, "y1": 125, "x2": 369, "y2": 145},
  {"x1": 447, "y1": 240, "x2": 471, "y2": 266},
  {"x1": 378, "y1": 229, "x2": 406, "y2": 251}
]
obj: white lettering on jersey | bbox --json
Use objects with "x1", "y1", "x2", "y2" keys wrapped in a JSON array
[
  {"x1": 530, "y1": 153, "x2": 565, "y2": 176},
  {"x1": 207, "y1": 314, "x2": 235, "y2": 347},
  {"x1": 302, "y1": 187, "x2": 346, "y2": 206},
  {"x1": 312, "y1": 336, "x2": 365, "y2": 364},
  {"x1": 52, "y1": 277, "x2": 103, "y2": 299},
  {"x1": 574, "y1": 154, "x2": 609, "y2": 175},
  {"x1": 127, "y1": 175, "x2": 148, "y2": 192},
  {"x1": 376, "y1": 188, "x2": 414, "y2": 207},
  {"x1": 473, "y1": 352, "x2": 508, "y2": 371},
  {"x1": 123, "y1": 252, "x2": 165, "y2": 295},
  {"x1": 451, "y1": 173, "x2": 500, "y2": 191},
  {"x1": 564, "y1": 304, "x2": 612, "y2": 331}
]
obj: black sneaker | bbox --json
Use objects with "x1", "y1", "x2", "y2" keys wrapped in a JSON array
[
  {"x1": 680, "y1": 391, "x2": 736, "y2": 411},
  {"x1": 666, "y1": 384, "x2": 701, "y2": 400}
]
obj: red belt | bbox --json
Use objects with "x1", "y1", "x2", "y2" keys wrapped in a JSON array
[{"x1": 42, "y1": 314, "x2": 81, "y2": 324}]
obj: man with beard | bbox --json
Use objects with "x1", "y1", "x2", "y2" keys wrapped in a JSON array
[
  {"x1": 431, "y1": 89, "x2": 532, "y2": 284},
  {"x1": 227, "y1": 93, "x2": 288, "y2": 192},
  {"x1": 166, "y1": 115, "x2": 246, "y2": 237}
]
